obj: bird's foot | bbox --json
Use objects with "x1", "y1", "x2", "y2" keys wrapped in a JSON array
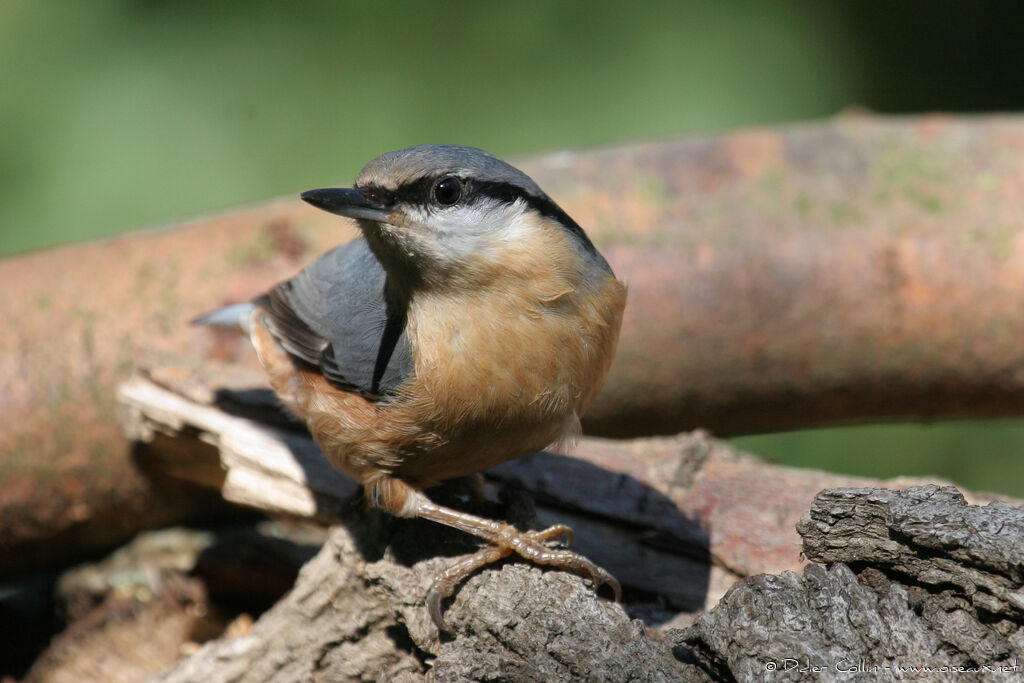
[
  {"x1": 365, "y1": 479, "x2": 620, "y2": 632},
  {"x1": 426, "y1": 523, "x2": 621, "y2": 632}
]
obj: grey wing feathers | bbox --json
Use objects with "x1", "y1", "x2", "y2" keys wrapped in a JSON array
[{"x1": 257, "y1": 239, "x2": 413, "y2": 399}]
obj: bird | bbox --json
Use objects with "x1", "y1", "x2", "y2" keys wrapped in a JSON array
[{"x1": 195, "y1": 145, "x2": 627, "y2": 629}]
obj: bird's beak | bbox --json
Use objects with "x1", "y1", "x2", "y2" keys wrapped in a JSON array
[{"x1": 300, "y1": 187, "x2": 392, "y2": 223}]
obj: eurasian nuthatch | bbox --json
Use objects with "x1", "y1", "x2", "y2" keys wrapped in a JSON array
[{"x1": 196, "y1": 145, "x2": 627, "y2": 629}]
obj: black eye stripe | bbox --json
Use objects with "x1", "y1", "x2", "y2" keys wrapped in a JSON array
[
  {"x1": 364, "y1": 177, "x2": 434, "y2": 206},
  {"x1": 360, "y1": 177, "x2": 599, "y2": 256}
]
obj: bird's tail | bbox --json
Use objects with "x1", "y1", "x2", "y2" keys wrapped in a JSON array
[{"x1": 191, "y1": 302, "x2": 255, "y2": 335}]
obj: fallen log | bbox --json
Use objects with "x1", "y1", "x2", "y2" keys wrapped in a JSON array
[
  {"x1": 156, "y1": 486, "x2": 1024, "y2": 681},
  {"x1": 110, "y1": 372, "x2": 1024, "y2": 680}
]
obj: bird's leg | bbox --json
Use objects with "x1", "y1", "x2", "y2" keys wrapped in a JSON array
[{"x1": 368, "y1": 477, "x2": 621, "y2": 631}]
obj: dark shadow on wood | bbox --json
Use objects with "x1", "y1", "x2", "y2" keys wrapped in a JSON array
[{"x1": 214, "y1": 387, "x2": 306, "y2": 433}]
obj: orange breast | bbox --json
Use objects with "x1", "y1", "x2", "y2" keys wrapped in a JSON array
[{"x1": 249, "y1": 229, "x2": 626, "y2": 490}]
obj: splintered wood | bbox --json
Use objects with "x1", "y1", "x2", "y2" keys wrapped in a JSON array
[{"x1": 118, "y1": 375, "x2": 358, "y2": 520}]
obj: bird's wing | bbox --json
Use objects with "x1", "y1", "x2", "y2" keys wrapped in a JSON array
[{"x1": 257, "y1": 238, "x2": 413, "y2": 400}]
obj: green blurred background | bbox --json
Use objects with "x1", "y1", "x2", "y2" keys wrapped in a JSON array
[{"x1": 3, "y1": 1, "x2": 1024, "y2": 496}]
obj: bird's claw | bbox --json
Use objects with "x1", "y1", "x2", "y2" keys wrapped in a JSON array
[
  {"x1": 425, "y1": 522, "x2": 619, "y2": 631},
  {"x1": 536, "y1": 523, "x2": 574, "y2": 547},
  {"x1": 427, "y1": 588, "x2": 448, "y2": 632},
  {"x1": 587, "y1": 564, "x2": 623, "y2": 603}
]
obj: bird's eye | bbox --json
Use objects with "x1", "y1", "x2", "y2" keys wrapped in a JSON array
[{"x1": 433, "y1": 177, "x2": 462, "y2": 206}]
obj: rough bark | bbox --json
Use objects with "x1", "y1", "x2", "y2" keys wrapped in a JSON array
[
  {"x1": 146, "y1": 484, "x2": 1024, "y2": 682},
  {"x1": 153, "y1": 516, "x2": 697, "y2": 683},
  {"x1": 678, "y1": 486, "x2": 1024, "y2": 681},
  {"x1": 9, "y1": 115, "x2": 1024, "y2": 576}
]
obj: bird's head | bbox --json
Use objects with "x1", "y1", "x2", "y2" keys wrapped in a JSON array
[{"x1": 301, "y1": 145, "x2": 611, "y2": 292}]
